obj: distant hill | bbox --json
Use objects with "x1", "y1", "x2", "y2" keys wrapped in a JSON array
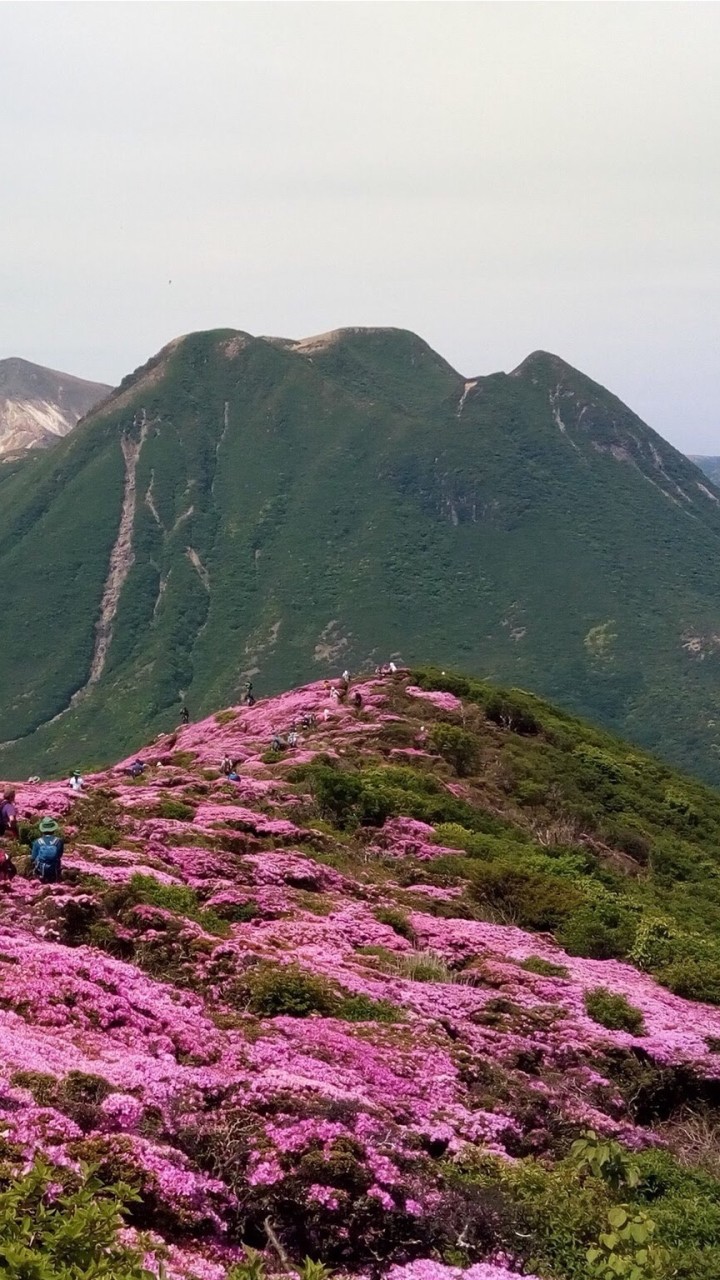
[
  {"x1": 0, "y1": 356, "x2": 110, "y2": 456},
  {"x1": 690, "y1": 455, "x2": 720, "y2": 486},
  {"x1": 2, "y1": 326, "x2": 720, "y2": 780}
]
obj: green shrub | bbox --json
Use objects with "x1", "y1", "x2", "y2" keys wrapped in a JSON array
[
  {"x1": 428, "y1": 723, "x2": 480, "y2": 776},
  {"x1": 81, "y1": 826, "x2": 120, "y2": 850},
  {"x1": 212, "y1": 899, "x2": 261, "y2": 923},
  {"x1": 659, "y1": 957, "x2": 720, "y2": 1005},
  {"x1": 336, "y1": 994, "x2": 402, "y2": 1023},
  {"x1": 170, "y1": 750, "x2": 196, "y2": 768},
  {"x1": 0, "y1": 1154, "x2": 150, "y2": 1278},
  {"x1": 485, "y1": 693, "x2": 541, "y2": 735},
  {"x1": 584, "y1": 987, "x2": 645, "y2": 1034},
  {"x1": 559, "y1": 899, "x2": 636, "y2": 961},
  {"x1": 104, "y1": 874, "x2": 230, "y2": 939},
  {"x1": 215, "y1": 710, "x2": 237, "y2": 726},
  {"x1": 520, "y1": 955, "x2": 570, "y2": 978},
  {"x1": 243, "y1": 964, "x2": 337, "y2": 1018},
  {"x1": 309, "y1": 766, "x2": 364, "y2": 829},
  {"x1": 374, "y1": 906, "x2": 416, "y2": 942},
  {"x1": 469, "y1": 860, "x2": 583, "y2": 930},
  {"x1": 154, "y1": 798, "x2": 195, "y2": 821}
]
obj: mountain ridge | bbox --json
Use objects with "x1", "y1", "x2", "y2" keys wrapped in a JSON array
[{"x1": 1, "y1": 326, "x2": 720, "y2": 781}]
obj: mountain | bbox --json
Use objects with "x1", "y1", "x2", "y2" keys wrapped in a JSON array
[
  {"x1": 690, "y1": 455, "x2": 720, "y2": 486},
  {"x1": 0, "y1": 356, "x2": 110, "y2": 457},
  {"x1": 3, "y1": 668, "x2": 720, "y2": 1278},
  {"x1": 2, "y1": 326, "x2": 720, "y2": 781}
]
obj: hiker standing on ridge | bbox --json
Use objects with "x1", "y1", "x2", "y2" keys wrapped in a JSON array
[
  {"x1": 0, "y1": 790, "x2": 19, "y2": 840},
  {"x1": 180, "y1": 705, "x2": 190, "y2": 726},
  {"x1": 30, "y1": 818, "x2": 64, "y2": 884},
  {"x1": 68, "y1": 769, "x2": 84, "y2": 793}
]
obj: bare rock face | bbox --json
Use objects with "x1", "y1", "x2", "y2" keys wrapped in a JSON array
[{"x1": 0, "y1": 357, "x2": 111, "y2": 457}]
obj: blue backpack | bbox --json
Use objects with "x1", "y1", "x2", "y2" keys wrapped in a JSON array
[{"x1": 34, "y1": 836, "x2": 62, "y2": 880}]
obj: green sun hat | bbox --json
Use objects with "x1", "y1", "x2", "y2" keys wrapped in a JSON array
[{"x1": 38, "y1": 817, "x2": 58, "y2": 834}]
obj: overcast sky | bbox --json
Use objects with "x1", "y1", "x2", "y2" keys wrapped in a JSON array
[{"x1": 1, "y1": 2, "x2": 719, "y2": 450}]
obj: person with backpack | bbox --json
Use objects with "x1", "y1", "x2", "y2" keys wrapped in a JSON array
[
  {"x1": 30, "y1": 818, "x2": 64, "y2": 884},
  {"x1": 0, "y1": 790, "x2": 18, "y2": 840},
  {"x1": 180, "y1": 705, "x2": 190, "y2": 726}
]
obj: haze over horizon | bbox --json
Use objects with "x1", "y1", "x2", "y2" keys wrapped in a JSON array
[{"x1": 2, "y1": 2, "x2": 719, "y2": 451}]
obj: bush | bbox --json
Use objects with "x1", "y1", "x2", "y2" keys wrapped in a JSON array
[
  {"x1": 520, "y1": 955, "x2": 570, "y2": 979},
  {"x1": 469, "y1": 861, "x2": 583, "y2": 930},
  {"x1": 310, "y1": 767, "x2": 364, "y2": 829},
  {"x1": 559, "y1": 899, "x2": 636, "y2": 961},
  {"x1": 428, "y1": 723, "x2": 480, "y2": 777},
  {"x1": 584, "y1": 987, "x2": 645, "y2": 1034},
  {"x1": 0, "y1": 1154, "x2": 149, "y2": 1278},
  {"x1": 243, "y1": 964, "x2": 337, "y2": 1018},
  {"x1": 485, "y1": 693, "x2": 541, "y2": 735},
  {"x1": 374, "y1": 906, "x2": 416, "y2": 942},
  {"x1": 154, "y1": 798, "x2": 195, "y2": 821},
  {"x1": 102, "y1": 875, "x2": 230, "y2": 939},
  {"x1": 336, "y1": 994, "x2": 402, "y2": 1023},
  {"x1": 660, "y1": 958, "x2": 720, "y2": 1005}
]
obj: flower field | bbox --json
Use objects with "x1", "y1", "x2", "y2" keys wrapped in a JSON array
[{"x1": 3, "y1": 670, "x2": 720, "y2": 1278}]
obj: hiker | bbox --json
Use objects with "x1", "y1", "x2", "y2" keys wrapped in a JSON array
[
  {"x1": 342, "y1": 669, "x2": 350, "y2": 683},
  {"x1": 323, "y1": 708, "x2": 331, "y2": 722},
  {"x1": 301, "y1": 713, "x2": 316, "y2": 729},
  {"x1": 353, "y1": 690, "x2": 363, "y2": 709},
  {"x1": 125, "y1": 760, "x2": 145, "y2": 778},
  {"x1": 68, "y1": 769, "x2": 84, "y2": 793},
  {"x1": 271, "y1": 735, "x2": 287, "y2": 752},
  {"x1": 242, "y1": 681, "x2": 255, "y2": 707},
  {"x1": 287, "y1": 731, "x2": 298, "y2": 747},
  {"x1": 389, "y1": 661, "x2": 398, "y2": 673},
  {"x1": 30, "y1": 818, "x2": 64, "y2": 884},
  {"x1": 0, "y1": 845, "x2": 16, "y2": 892},
  {"x1": 220, "y1": 754, "x2": 234, "y2": 775},
  {"x1": 0, "y1": 791, "x2": 19, "y2": 840},
  {"x1": 180, "y1": 705, "x2": 190, "y2": 726}
]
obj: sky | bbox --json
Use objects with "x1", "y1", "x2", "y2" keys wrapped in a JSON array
[{"x1": 1, "y1": 1, "x2": 719, "y2": 451}]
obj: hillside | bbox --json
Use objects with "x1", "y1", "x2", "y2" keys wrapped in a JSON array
[
  {"x1": 691, "y1": 456, "x2": 720, "y2": 487},
  {"x1": 0, "y1": 356, "x2": 110, "y2": 457},
  {"x1": 3, "y1": 669, "x2": 720, "y2": 1279},
  {"x1": 2, "y1": 328, "x2": 720, "y2": 780}
]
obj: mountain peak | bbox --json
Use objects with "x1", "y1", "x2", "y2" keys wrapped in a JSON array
[
  {"x1": 0, "y1": 357, "x2": 110, "y2": 457},
  {"x1": 509, "y1": 350, "x2": 583, "y2": 381}
]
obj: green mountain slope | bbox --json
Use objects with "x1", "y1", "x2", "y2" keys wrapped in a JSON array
[{"x1": 3, "y1": 326, "x2": 720, "y2": 781}]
